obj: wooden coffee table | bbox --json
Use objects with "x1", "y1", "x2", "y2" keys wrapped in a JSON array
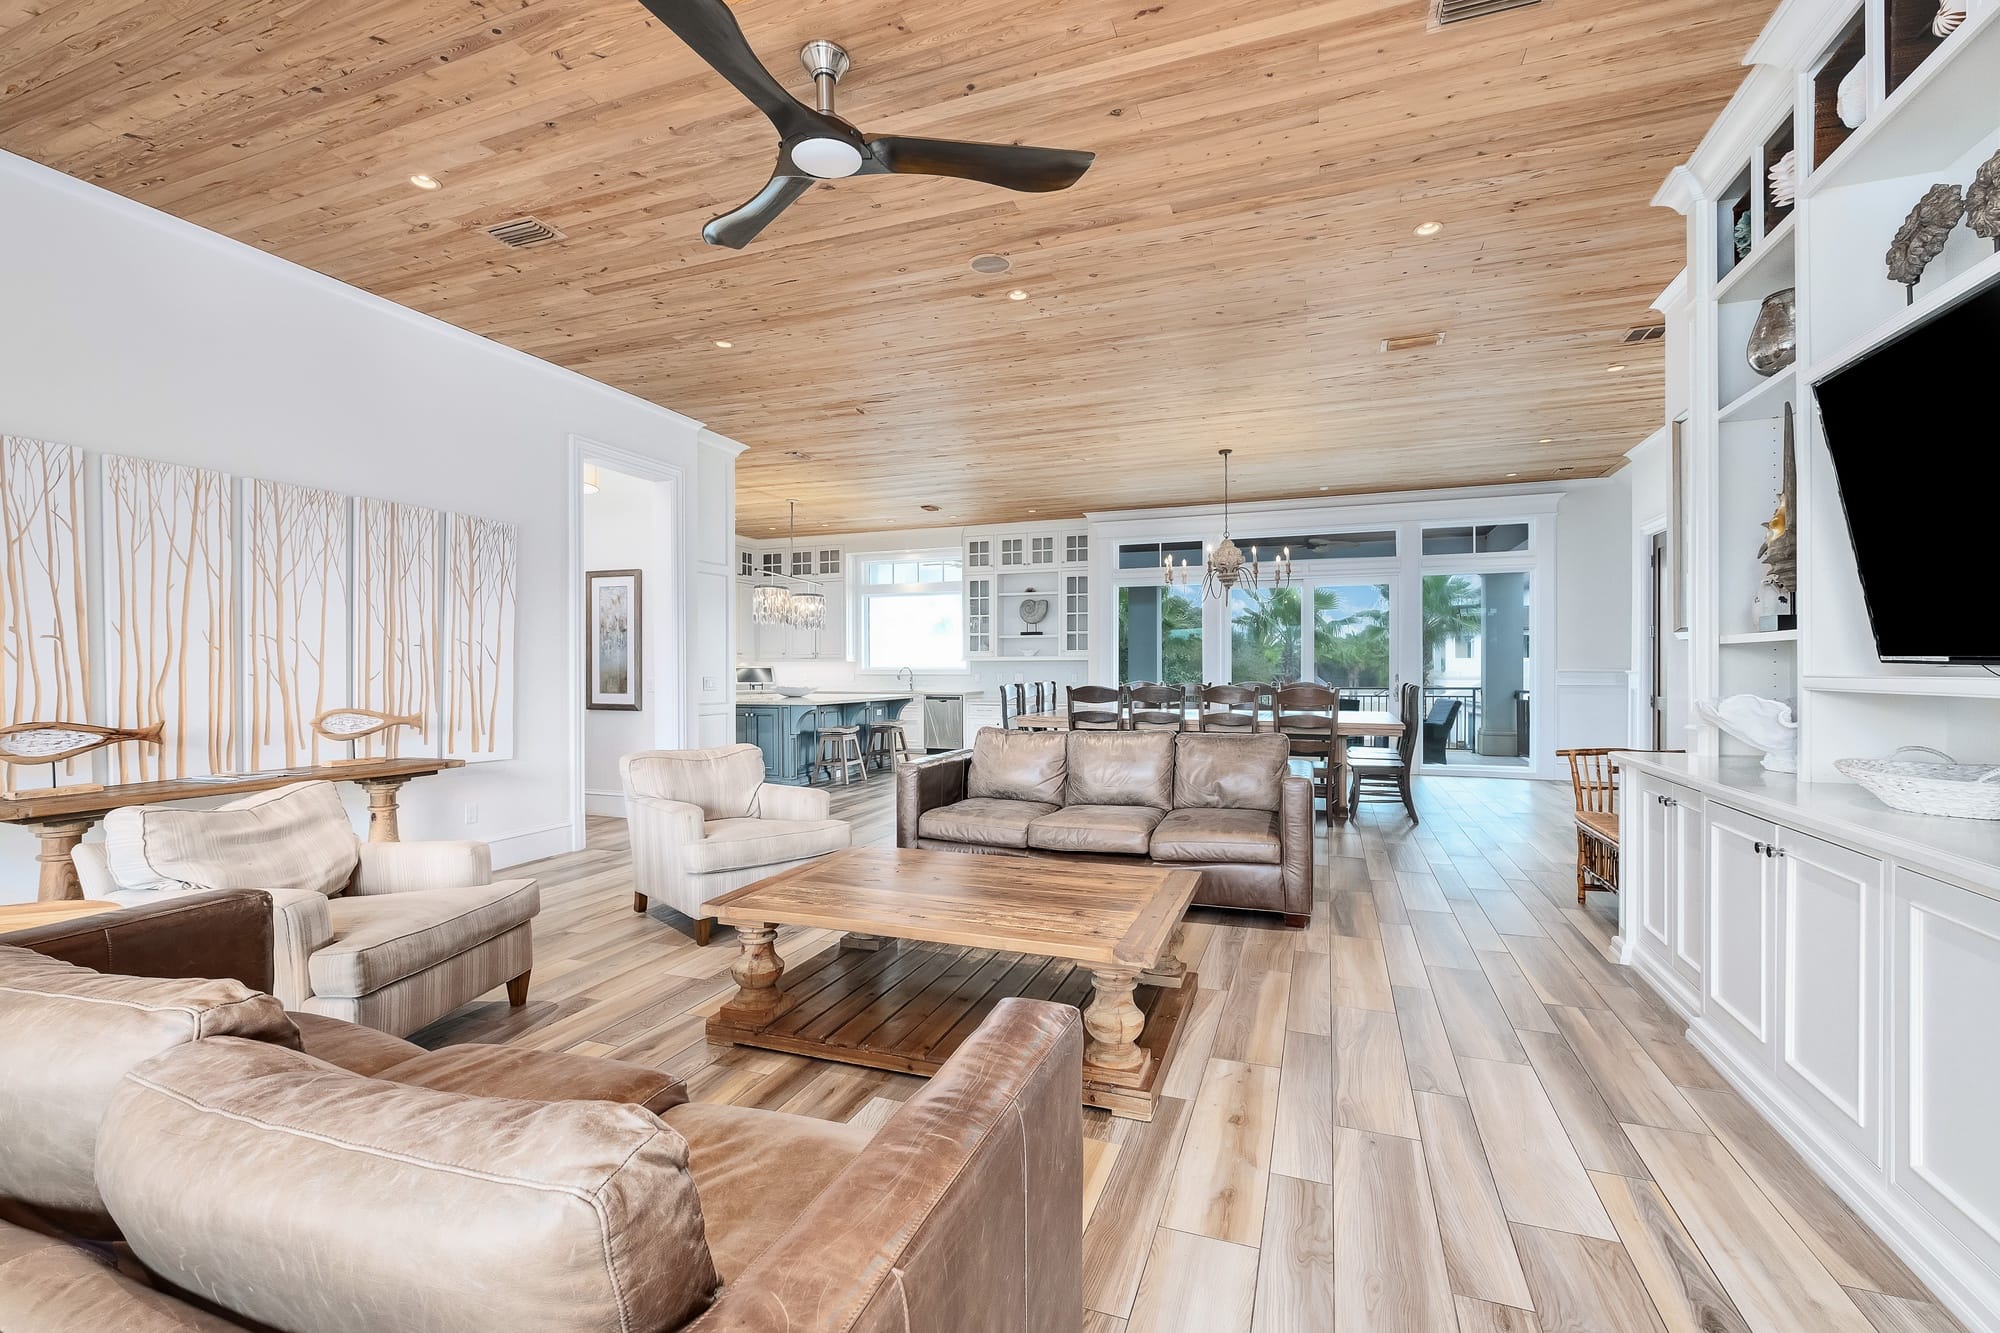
[{"x1": 702, "y1": 847, "x2": 1199, "y2": 1120}]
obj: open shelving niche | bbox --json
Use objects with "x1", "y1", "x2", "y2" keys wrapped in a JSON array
[{"x1": 1659, "y1": 0, "x2": 2000, "y2": 780}]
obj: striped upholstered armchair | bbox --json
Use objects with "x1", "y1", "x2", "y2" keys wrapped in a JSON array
[{"x1": 70, "y1": 780, "x2": 538, "y2": 1037}]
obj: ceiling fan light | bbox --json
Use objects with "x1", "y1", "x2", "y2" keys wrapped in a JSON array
[{"x1": 791, "y1": 137, "x2": 864, "y2": 178}]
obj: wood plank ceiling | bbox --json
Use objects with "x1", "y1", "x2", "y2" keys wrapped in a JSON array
[{"x1": 0, "y1": 0, "x2": 1765, "y2": 537}]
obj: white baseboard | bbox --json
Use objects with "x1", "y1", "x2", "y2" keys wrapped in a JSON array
[
  {"x1": 487, "y1": 822, "x2": 576, "y2": 870},
  {"x1": 1635, "y1": 955, "x2": 2000, "y2": 1333},
  {"x1": 584, "y1": 788, "x2": 627, "y2": 819}
]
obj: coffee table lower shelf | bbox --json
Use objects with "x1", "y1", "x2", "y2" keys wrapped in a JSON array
[{"x1": 705, "y1": 939, "x2": 1196, "y2": 1121}]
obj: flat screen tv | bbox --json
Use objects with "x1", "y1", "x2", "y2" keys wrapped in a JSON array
[{"x1": 1813, "y1": 277, "x2": 2000, "y2": 663}]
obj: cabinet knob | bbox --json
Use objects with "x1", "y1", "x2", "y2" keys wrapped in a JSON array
[
  {"x1": 1770, "y1": 845, "x2": 1785, "y2": 858},
  {"x1": 1662, "y1": 796, "x2": 1677, "y2": 807},
  {"x1": 1753, "y1": 841, "x2": 1765, "y2": 854}
]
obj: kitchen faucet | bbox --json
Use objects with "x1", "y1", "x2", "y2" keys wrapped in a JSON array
[{"x1": 897, "y1": 667, "x2": 915, "y2": 690}]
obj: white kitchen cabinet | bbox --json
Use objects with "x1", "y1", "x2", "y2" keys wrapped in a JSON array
[
  {"x1": 1892, "y1": 868, "x2": 2000, "y2": 1281},
  {"x1": 1705, "y1": 801, "x2": 1779, "y2": 1065},
  {"x1": 966, "y1": 576, "x2": 993, "y2": 658},
  {"x1": 1775, "y1": 828, "x2": 1884, "y2": 1164},
  {"x1": 1064, "y1": 575, "x2": 1089, "y2": 654},
  {"x1": 807, "y1": 583, "x2": 847, "y2": 662},
  {"x1": 1631, "y1": 774, "x2": 1705, "y2": 1005}
]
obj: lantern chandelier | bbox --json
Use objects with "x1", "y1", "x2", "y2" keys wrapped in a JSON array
[
  {"x1": 750, "y1": 500, "x2": 828, "y2": 630},
  {"x1": 1165, "y1": 448, "x2": 1293, "y2": 597}
]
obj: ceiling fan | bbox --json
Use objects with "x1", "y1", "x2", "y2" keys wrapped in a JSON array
[{"x1": 637, "y1": 0, "x2": 1095, "y2": 249}]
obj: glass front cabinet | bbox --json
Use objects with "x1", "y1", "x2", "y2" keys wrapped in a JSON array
[{"x1": 963, "y1": 525, "x2": 1088, "y2": 661}]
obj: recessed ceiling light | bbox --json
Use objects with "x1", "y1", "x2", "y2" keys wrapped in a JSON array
[
  {"x1": 1413, "y1": 220, "x2": 1443, "y2": 237},
  {"x1": 1538, "y1": 437, "x2": 1553, "y2": 444},
  {"x1": 1027, "y1": 508, "x2": 1038, "y2": 513},
  {"x1": 1008, "y1": 289, "x2": 1028, "y2": 301},
  {"x1": 409, "y1": 174, "x2": 441, "y2": 191},
  {"x1": 970, "y1": 254, "x2": 1012, "y2": 274},
  {"x1": 1606, "y1": 363, "x2": 1626, "y2": 372},
  {"x1": 714, "y1": 340, "x2": 733, "y2": 349},
  {"x1": 1506, "y1": 472, "x2": 1519, "y2": 478}
]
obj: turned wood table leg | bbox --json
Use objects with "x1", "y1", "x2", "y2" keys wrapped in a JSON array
[
  {"x1": 840, "y1": 932, "x2": 885, "y2": 951},
  {"x1": 356, "y1": 777, "x2": 410, "y2": 842},
  {"x1": 717, "y1": 924, "x2": 792, "y2": 1026},
  {"x1": 1083, "y1": 967, "x2": 1147, "y2": 1074},
  {"x1": 33, "y1": 819, "x2": 95, "y2": 902}
]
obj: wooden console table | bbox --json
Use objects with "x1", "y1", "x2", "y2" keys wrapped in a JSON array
[{"x1": 0, "y1": 757, "x2": 464, "y2": 902}]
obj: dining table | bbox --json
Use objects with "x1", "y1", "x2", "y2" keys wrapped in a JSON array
[{"x1": 1008, "y1": 708, "x2": 1405, "y2": 820}]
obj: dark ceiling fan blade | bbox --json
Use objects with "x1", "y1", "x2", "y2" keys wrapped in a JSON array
[
  {"x1": 635, "y1": 0, "x2": 821, "y2": 138},
  {"x1": 862, "y1": 136, "x2": 1094, "y2": 192},
  {"x1": 703, "y1": 171, "x2": 814, "y2": 248}
]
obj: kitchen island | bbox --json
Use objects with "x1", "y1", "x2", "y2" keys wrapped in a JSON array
[{"x1": 734, "y1": 692, "x2": 916, "y2": 786}]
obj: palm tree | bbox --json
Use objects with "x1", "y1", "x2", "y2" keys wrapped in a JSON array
[
  {"x1": 1420, "y1": 575, "x2": 1483, "y2": 683},
  {"x1": 1230, "y1": 587, "x2": 1301, "y2": 682},
  {"x1": 1313, "y1": 585, "x2": 1390, "y2": 688}
]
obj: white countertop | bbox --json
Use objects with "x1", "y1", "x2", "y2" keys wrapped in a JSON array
[
  {"x1": 1614, "y1": 750, "x2": 2000, "y2": 902},
  {"x1": 735, "y1": 691, "x2": 917, "y2": 707}
]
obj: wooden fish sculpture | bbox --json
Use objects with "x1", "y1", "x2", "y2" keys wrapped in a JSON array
[
  {"x1": 0, "y1": 720, "x2": 164, "y2": 766},
  {"x1": 310, "y1": 709, "x2": 424, "y2": 743}
]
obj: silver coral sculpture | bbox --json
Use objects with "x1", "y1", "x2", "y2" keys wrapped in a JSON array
[{"x1": 1885, "y1": 183, "x2": 1965, "y2": 292}]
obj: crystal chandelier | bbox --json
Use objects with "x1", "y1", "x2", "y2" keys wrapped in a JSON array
[
  {"x1": 1165, "y1": 448, "x2": 1292, "y2": 597},
  {"x1": 751, "y1": 500, "x2": 827, "y2": 631}
]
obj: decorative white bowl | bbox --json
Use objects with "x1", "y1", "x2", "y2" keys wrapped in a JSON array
[
  {"x1": 1835, "y1": 747, "x2": 2000, "y2": 819},
  {"x1": 772, "y1": 684, "x2": 816, "y2": 698}
]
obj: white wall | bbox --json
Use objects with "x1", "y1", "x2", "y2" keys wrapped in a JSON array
[
  {"x1": 1554, "y1": 475, "x2": 1637, "y2": 749},
  {"x1": 0, "y1": 149, "x2": 729, "y2": 900},
  {"x1": 583, "y1": 468, "x2": 673, "y2": 817}
]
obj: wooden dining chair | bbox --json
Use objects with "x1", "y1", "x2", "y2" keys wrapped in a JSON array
[
  {"x1": 1127, "y1": 683, "x2": 1186, "y2": 731},
  {"x1": 1274, "y1": 683, "x2": 1340, "y2": 814},
  {"x1": 1348, "y1": 682, "x2": 1421, "y2": 821},
  {"x1": 1558, "y1": 748, "x2": 1621, "y2": 906},
  {"x1": 1197, "y1": 684, "x2": 1260, "y2": 732},
  {"x1": 1067, "y1": 685, "x2": 1126, "y2": 731}
]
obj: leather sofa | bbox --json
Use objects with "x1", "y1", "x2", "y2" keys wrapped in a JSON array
[
  {"x1": 898, "y1": 727, "x2": 1313, "y2": 926},
  {"x1": 0, "y1": 891, "x2": 1083, "y2": 1333}
]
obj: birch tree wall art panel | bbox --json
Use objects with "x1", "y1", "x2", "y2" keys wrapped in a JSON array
[
  {"x1": 0, "y1": 435, "x2": 92, "y2": 786},
  {"x1": 442, "y1": 512, "x2": 517, "y2": 763},
  {"x1": 101, "y1": 455, "x2": 235, "y2": 781},
  {"x1": 352, "y1": 498, "x2": 440, "y2": 760},
  {"x1": 245, "y1": 480, "x2": 350, "y2": 770}
]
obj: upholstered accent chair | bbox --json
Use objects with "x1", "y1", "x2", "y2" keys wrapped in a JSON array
[
  {"x1": 71, "y1": 781, "x2": 537, "y2": 1038},
  {"x1": 623, "y1": 745, "x2": 851, "y2": 944}
]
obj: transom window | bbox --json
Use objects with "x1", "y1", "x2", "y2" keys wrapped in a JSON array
[{"x1": 860, "y1": 552, "x2": 964, "y2": 671}]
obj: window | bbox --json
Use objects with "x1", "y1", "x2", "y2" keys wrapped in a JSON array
[
  {"x1": 1118, "y1": 584, "x2": 1203, "y2": 685},
  {"x1": 1422, "y1": 523, "x2": 1530, "y2": 555},
  {"x1": 860, "y1": 552, "x2": 965, "y2": 671}
]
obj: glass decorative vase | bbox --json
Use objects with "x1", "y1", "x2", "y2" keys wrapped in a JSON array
[{"x1": 1746, "y1": 287, "x2": 1797, "y2": 377}]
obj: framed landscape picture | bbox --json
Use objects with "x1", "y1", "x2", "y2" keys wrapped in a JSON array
[{"x1": 585, "y1": 569, "x2": 642, "y2": 711}]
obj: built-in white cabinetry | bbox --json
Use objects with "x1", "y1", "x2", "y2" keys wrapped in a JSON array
[
  {"x1": 961, "y1": 523, "x2": 1089, "y2": 662},
  {"x1": 1619, "y1": 753, "x2": 2000, "y2": 1330},
  {"x1": 732, "y1": 539, "x2": 848, "y2": 663}
]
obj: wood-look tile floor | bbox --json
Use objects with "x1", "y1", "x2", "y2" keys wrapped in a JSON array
[{"x1": 414, "y1": 775, "x2": 1964, "y2": 1333}]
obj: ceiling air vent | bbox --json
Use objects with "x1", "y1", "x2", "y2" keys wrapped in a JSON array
[
  {"x1": 485, "y1": 216, "x2": 566, "y2": 249},
  {"x1": 1622, "y1": 323, "x2": 1667, "y2": 344},
  {"x1": 1432, "y1": 0, "x2": 1540, "y2": 23},
  {"x1": 1379, "y1": 331, "x2": 1446, "y2": 353}
]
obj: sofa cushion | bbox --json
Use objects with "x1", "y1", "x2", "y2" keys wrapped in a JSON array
[
  {"x1": 1064, "y1": 731, "x2": 1176, "y2": 809},
  {"x1": 311, "y1": 879, "x2": 538, "y2": 999},
  {"x1": 1172, "y1": 733, "x2": 1290, "y2": 811},
  {"x1": 103, "y1": 780, "x2": 359, "y2": 899},
  {"x1": 378, "y1": 1044, "x2": 687, "y2": 1115},
  {"x1": 0, "y1": 1221, "x2": 245, "y2": 1332},
  {"x1": 966, "y1": 727, "x2": 1067, "y2": 804},
  {"x1": 1150, "y1": 808, "x2": 1283, "y2": 865},
  {"x1": 663, "y1": 1101, "x2": 872, "y2": 1283},
  {"x1": 623, "y1": 745, "x2": 766, "y2": 820},
  {"x1": 291, "y1": 1010, "x2": 423, "y2": 1076},
  {"x1": 684, "y1": 817, "x2": 850, "y2": 875},
  {"x1": 97, "y1": 1038, "x2": 719, "y2": 1333},
  {"x1": 917, "y1": 798, "x2": 1059, "y2": 850},
  {"x1": 1027, "y1": 805, "x2": 1165, "y2": 857},
  {"x1": 0, "y1": 947, "x2": 296, "y2": 1231}
]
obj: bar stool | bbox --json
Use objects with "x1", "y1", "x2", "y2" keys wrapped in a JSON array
[
  {"x1": 867, "y1": 720, "x2": 911, "y2": 771},
  {"x1": 815, "y1": 726, "x2": 867, "y2": 786}
]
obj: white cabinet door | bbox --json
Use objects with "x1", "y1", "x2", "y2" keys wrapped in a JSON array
[
  {"x1": 1634, "y1": 777, "x2": 1676, "y2": 960},
  {"x1": 810, "y1": 584, "x2": 847, "y2": 661},
  {"x1": 1063, "y1": 575, "x2": 1089, "y2": 655},
  {"x1": 1666, "y1": 789, "x2": 1706, "y2": 996},
  {"x1": 1892, "y1": 868, "x2": 2000, "y2": 1274},
  {"x1": 1775, "y1": 829, "x2": 1884, "y2": 1164},
  {"x1": 966, "y1": 577, "x2": 993, "y2": 658},
  {"x1": 1706, "y1": 802, "x2": 1779, "y2": 1064}
]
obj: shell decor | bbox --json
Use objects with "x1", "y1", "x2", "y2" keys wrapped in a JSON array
[
  {"x1": 1836, "y1": 61, "x2": 1868, "y2": 130},
  {"x1": 1767, "y1": 149, "x2": 1798, "y2": 209},
  {"x1": 1967, "y1": 149, "x2": 2000, "y2": 242},
  {"x1": 1694, "y1": 696, "x2": 1800, "y2": 773},
  {"x1": 0, "y1": 721, "x2": 164, "y2": 766},
  {"x1": 310, "y1": 708, "x2": 423, "y2": 743},
  {"x1": 1885, "y1": 183, "x2": 1965, "y2": 287},
  {"x1": 1932, "y1": 3, "x2": 1966, "y2": 36}
]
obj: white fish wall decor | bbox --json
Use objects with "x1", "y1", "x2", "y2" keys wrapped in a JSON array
[
  {"x1": 0, "y1": 721, "x2": 164, "y2": 767},
  {"x1": 310, "y1": 708, "x2": 424, "y2": 742}
]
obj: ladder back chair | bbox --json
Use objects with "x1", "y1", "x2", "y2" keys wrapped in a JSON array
[
  {"x1": 1197, "y1": 684, "x2": 1261, "y2": 732},
  {"x1": 1067, "y1": 685, "x2": 1126, "y2": 731},
  {"x1": 1127, "y1": 683, "x2": 1187, "y2": 731},
  {"x1": 1274, "y1": 683, "x2": 1340, "y2": 814},
  {"x1": 1348, "y1": 681, "x2": 1420, "y2": 821}
]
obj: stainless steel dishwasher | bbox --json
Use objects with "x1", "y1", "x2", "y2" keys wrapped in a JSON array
[{"x1": 921, "y1": 695, "x2": 964, "y2": 752}]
